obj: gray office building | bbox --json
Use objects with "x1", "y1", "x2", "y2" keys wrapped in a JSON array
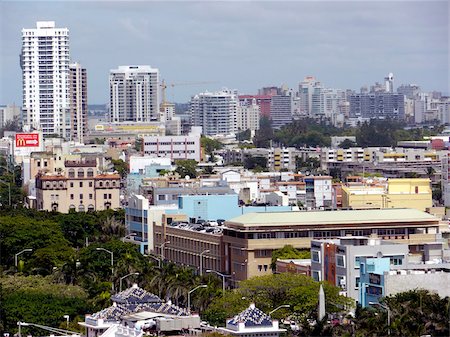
[{"x1": 349, "y1": 93, "x2": 405, "y2": 120}]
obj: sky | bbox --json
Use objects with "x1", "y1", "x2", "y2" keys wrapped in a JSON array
[{"x1": 0, "y1": 0, "x2": 449, "y2": 104}]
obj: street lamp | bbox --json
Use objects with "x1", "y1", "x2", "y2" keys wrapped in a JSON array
[
  {"x1": 199, "y1": 249, "x2": 210, "y2": 276},
  {"x1": 369, "y1": 302, "x2": 391, "y2": 336},
  {"x1": 160, "y1": 240, "x2": 170, "y2": 262},
  {"x1": 187, "y1": 284, "x2": 207, "y2": 314},
  {"x1": 119, "y1": 272, "x2": 139, "y2": 292},
  {"x1": 96, "y1": 248, "x2": 114, "y2": 292},
  {"x1": 206, "y1": 269, "x2": 230, "y2": 295},
  {"x1": 15, "y1": 248, "x2": 32, "y2": 270},
  {"x1": 63, "y1": 315, "x2": 69, "y2": 329},
  {"x1": 269, "y1": 304, "x2": 291, "y2": 316},
  {"x1": 0, "y1": 180, "x2": 11, "y2": 206},
  {"x1": 146, "y1": 254, "x2": 161, "y2": 268}
]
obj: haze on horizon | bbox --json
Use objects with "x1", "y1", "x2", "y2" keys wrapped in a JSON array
[{"x1": 0, "y1": 0, "x2": 448, "y2": 105}]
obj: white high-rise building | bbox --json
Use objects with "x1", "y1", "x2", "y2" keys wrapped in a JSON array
[
  {"x1": 190, "y1": 90, "x2": 238, "y2": 136},
  {"x1": 69, "y1": 63, "x2": 87, "y2": 143},
  {"x1": 21, "y1": 21, "x2": 70, "y2": 137},
  {"x1": 109, "y1": 65, "x2": 159, "y2": 123},
  {"x1": 237, "y1": 98, "x2": 260, "y2": 132}
]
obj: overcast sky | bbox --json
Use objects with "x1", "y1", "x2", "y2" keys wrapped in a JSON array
[{"x1": 1, "y1": 0, "x2": 448, "y2": 104}]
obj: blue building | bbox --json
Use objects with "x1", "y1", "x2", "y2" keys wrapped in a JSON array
[{"x1": 359, "y1": 257, "x2": 391, "y2": 307}]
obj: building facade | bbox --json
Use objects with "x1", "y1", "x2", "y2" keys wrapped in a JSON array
[
  {"x1": 270, "y1": 94, "x2": 292, "y2": 129},
  {"x1": 190, "y1": 90, "x2": 238, "y2": 136},
  {"x1": 35, "y1": 158, "x2": 120, "y2": 212},
  {"x1": 21, "y1": 21, "x2": 70, "y2": 137},
  {"x1": 69, "y1": 62, "x2": 88, "y2": 143},
  {"x1": 223, "y1": 209, "x2": 440, "y2": 282},
  {"x1": 237, "y1": 99, "x2": 260, "y2": 132},
  {"x1": 109, "y1": 65, "x2": 159, "y2": 123},
  {"x1": 142, "y1": 134, "x2": 201, "y2": 162},
  {"x1": 349, "y1": 92, "x2": 405, "y2": 120},
  {"x1": 310, "y1": 237, "x2": 409, "y2": 303}
]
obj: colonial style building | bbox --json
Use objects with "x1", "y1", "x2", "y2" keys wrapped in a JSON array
[{"x1": 35, "y1": 158, "x2": 120, "y2": 212}]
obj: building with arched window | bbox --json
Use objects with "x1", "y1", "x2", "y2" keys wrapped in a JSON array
[{"x1": 35, "y1": 158, "x2": 120, "y2": 213}]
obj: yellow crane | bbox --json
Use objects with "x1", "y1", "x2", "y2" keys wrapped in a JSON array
[{"x1": 159, "y1": 79, "x2": 218, "y2": 110}]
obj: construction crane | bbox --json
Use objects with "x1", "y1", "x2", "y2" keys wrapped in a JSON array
[{"x1": 160, "y1": 79, "x2": 218, "y2": 109}]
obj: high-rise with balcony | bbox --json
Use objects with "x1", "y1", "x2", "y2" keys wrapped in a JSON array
[
  {"x1": 190, "y1": 90, "x2": 238, "y2": 135},
  {"x1": 109, "y1": 65, "x2": 159, "y2": 123},
  {"x1": 21, "y1": 21, "x2": 70, "y2": 137},
  {"x1": 69, "y1": 63, "x2": 87, "y2": 143}
]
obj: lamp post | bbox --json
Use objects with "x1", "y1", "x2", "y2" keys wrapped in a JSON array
[
  {"x1": 199, "y1": 249, "x2": 210, "y2": 276},
  {"x1": 63, "y1": 315, "x2": 70, "y2": 329},
  {"x1": 0, "y1": 180, "x2": 11, "y2": 206},
  {"x1": 147, "y1": 254, "x2": 161, "y2": 268},
  {"x1": 187, "y1": 284, "x2": 207, "y2": 314},
  {"x1": 96, "y1": 248, "x2": 114, "y2": 292},
  {"x1": 119, "y1": 272, "x2": 139, "y2": 292},
  {"x1": 369, "y1": 302, "x2": 391, "y2": 336},
  {"x1": 269, "y1": 304, "x2": 291, "y2": 316},
  {"x1": 18, "y1": 321, "x2": 29, "y2": 337},
  {"x1": 206, "y1": 269, "x2": 230, "y2": 295},
  {"x1": 15, "y1": 248, "x2": 32, "y2": 271},
  {"x1": 160, "y1": 240, "x2": 170, "y2": 263}
]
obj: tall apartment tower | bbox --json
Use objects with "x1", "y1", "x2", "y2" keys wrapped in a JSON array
[
  {"x1": 21, "y1": 21, "x2": 70, "y2": 137},
  {"x1": 190, "y1": 90, "x2": 238, "y2": 136},
  {"x1": 69, "y1": 63, "x2": 87, "y2": 143},
  {"x1": 109, "y1": 65, "x2": 159, "y2": 123},
  {"x1": 384, "y1": 72, "x2": 394, "y2": 93}
]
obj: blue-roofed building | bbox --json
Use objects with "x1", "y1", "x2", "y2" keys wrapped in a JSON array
[{"x1": 219, "y1": 303, "x2": 286, "y2": 337}]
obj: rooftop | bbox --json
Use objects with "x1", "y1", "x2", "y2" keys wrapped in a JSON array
[
  {"x1": 226, "y1": 208, "x2": 438, "y2": 228},
  {"x1": 227, "y1": 303, "x2": 273, "y2": 328}
]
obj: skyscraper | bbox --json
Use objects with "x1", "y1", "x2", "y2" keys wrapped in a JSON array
[
  {"x1": 21, "y1": 21, "x2": 70, "y2": 137},
  {"x1": 69, "y1": 63, "x2": 87, "y2": 143},
  {"x1": 109, "y1": 65, "x2": 159, "y2": 123},
  {"x1": 190, "y1": 90, "x2": 238, "y2": 136}
]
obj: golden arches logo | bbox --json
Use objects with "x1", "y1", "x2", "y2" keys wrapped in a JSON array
[{"x1": 16, "y1": 138, "x2": 26, "y2": 146}]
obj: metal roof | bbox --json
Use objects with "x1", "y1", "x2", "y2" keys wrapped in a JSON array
[{"x1": 228, "y1": 304, "x2": 273, "y2": 328}]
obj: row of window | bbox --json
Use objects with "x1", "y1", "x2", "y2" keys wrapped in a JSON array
[
  {"x1": 144, "y1": 141, "x2": 196, "y2": 145},
  {"x1": 70, "y1": 193, "x2": 112, "y2": 200}
]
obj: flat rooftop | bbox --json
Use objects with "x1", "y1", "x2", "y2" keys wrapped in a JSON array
[{"x1": 226, "y1": 208, "x2": 438, "y2": 228}]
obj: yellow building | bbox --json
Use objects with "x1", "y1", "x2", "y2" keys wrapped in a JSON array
[{"x1": 341, "y1": 178, "x2": 432, "y2": 211}]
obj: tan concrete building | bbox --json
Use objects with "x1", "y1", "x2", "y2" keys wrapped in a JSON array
[
  {"x1": 223, "y1": 209, "x2": 440, "y2": 282},
  {"x1": 341, "y1": 178, "x2": 432, "y2": 211},
  {"x1": 36, "y1": 158, "x2": 120, "y2": 212}
]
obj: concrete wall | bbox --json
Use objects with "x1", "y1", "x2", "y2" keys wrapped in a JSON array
[{"x1": 385, "y1": 271, "x2": 450, "y2": 298}]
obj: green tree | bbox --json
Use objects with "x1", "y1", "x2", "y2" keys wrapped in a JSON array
[
  {"x1": 175, "y1": 159, "x2": 198, "y2": 178},
  {"x1": 201, "y1": 136, "x2": 223, "y2": 160},
  {"x1": 338, "y1": 138, "x2": 358, "y2": 149},
  {"x1": 243, "y1": 156, "x2": 268, "y2": 171},
  {"x1": 111, "y1": 159, "x2": 128, "y2": 178},
  {"x1": 0, "y1": 275, "x2": 90, "y2": 333},
  {"x1": 202, "y1": 273, "x2": 353, "y2": 327},
  {"x1": 253, "y1": 117, "x2": 274, "y2": 148},
  {"x1": 271, "y1": 245, "x2": 310, "y2": 269}
]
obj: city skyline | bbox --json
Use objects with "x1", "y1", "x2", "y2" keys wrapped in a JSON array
[{"x1": 1, "y1": 0, "x2": 448, "y2": 104}]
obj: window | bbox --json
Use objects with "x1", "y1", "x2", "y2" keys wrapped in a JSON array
[
  {"x1": 89, "y1": 182, "x2": 93, "y2": 187},
  {"x1": 87, "y1": 169, "x2": 94, "y2": 177},
  {"x1": 355, "y1": 256, "x2": 361, "y2": 269},
  {"x1": 109, "y1": 194, "x2": 112, "y2": 199},
  {"x1": 158, "y1": 195, "x2": 166, "y2": 201},
  {"x1": 68, "y1": 169, "x2": 75, "y2": 178},
  {"x1": 87, "y1": 204, "x2": 95, "y2": 212},
  {"x1": 44, "y1": 161, "x2": 48, "y2": 167},
  {"x1": 390, "y1": 257, "x2": 403, "y2": 266},
  {"x1": 79, "y1": 194, "x2": 83, "y2": 200},
  {"x1": 89, "y1": 193, "x2": 93, "y2": 199},
  {"x1": 336, "y1": 255, "x2": 345, "y2": 267},
  {"x1": 77, "y1": 169, "x2": 84, "y2": 178},
  {"x1": 78, "y1": 204, "x2": 85, "y2": 212},
  {"x1": 258, "y1": 265, "x2": 262, "y2": 271},
  {"x1": 312, "y1": 271, "x2": 321, "y2": 282},
  {"x1": 70, "y1": 194, "x2": 74, "y2": 200},
  {"x1": 79, "y1": 182, "x2": 83, "y2": 187},
  {"x1": 37, "y1": 161, "x2": 41, "y2": 167},
  {"x1": 355, "y1": 277, "x2": 360, "y2": 289},
  {"x1": 312, "y1": 250, "x2": 320, "y2": 263},
  {"x1": 337, "y1": 275, "x2": 346, "y2": 289},
  {"x1": 70, "y1": 182, "x2": 74, "y2": 188},
  {"x1": 104, "y1": 193, "x2": 107, "y2": 199}
]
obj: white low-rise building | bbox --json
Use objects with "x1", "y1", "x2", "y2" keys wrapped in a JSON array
[{"x1": 143, "y1": 134, "x2": 201, "y2": 162}]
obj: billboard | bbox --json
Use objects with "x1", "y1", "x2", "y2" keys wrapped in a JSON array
[{"x1": 15, "y1": 133, "x2": 39, "y2": 147}]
